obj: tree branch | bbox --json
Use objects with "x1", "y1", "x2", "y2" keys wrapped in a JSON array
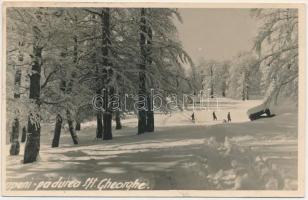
[
  {"x1": 83, "y1": 8, "x2": 102, "y2": 16},
  {"x1": 41, "y1": 70, "x2": 57, "y2": 90},
  {"x1": 40, "y1": 99, "x2": 66, "y2": 105}
]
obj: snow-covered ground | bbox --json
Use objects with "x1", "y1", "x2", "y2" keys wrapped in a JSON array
[
  {"x1": 5, "y1": 99, "x2": 298, "y2": 191},
  {"x1": 82, "y1": 98, "x2": 262, "y2": 128}
]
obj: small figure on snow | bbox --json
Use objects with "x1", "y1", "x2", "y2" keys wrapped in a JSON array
[
  {"x1": 191, "y1": 112, "x2": 195, "y2": 123},
  {"x1": 213, "y1": 111, "x2": 217, "y2": 121},
  {"x1": 227, "y1": 112, "x2": 231, "y2": 122}
]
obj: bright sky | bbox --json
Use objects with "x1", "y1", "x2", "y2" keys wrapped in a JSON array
[{"x1": 175, "y1": 8, "x2": 260, "y2": 63}]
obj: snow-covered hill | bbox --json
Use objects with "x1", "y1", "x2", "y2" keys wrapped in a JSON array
[{"x1": 5, "y1": 99, "x2": 298, "y2": 191}]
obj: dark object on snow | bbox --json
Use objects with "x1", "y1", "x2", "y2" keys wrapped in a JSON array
[
  {"x1": 191, "y1": 112, "x2": 195, "y2": 122},
  {"x1": 52, "y1": 114, "x2": 62, "y2": 148},
  {"x1": 115, "y1": 110, "x2": 122, "y2": 130},
  {"x1": 21, "y1": 126, "x2": 27, "y2": 143},
  {"x1": 227, "y1": 112, "x2": 231, "y2": 122},
  {"x1": 248, "y1": 108, "x2": 275, "y2": 121},
  {"x1": 213, "y1": 111, "x2": 217, "y2": 121},
  {"x1": 265, "y1": 108, "x2": 271, "y2": 116}
]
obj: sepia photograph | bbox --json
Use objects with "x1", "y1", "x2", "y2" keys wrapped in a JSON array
[{"x1": 1, "y1": 1, "x2": 305, "y2": 197}]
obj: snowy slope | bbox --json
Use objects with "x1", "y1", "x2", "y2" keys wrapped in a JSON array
[{"x1": 5, "y1": 99, "x2": 298, "y2": 191}]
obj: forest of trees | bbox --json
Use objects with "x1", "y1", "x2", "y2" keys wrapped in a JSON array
[
  {"x1": 6, "y1": 8, "x2": 298, "y2": 164},
  {"x1": 6, "y1": 8, "x2": 194, "y2": 163},
  {"x1": 193, "y1": 9, "x2": 298, "y2": 104}
]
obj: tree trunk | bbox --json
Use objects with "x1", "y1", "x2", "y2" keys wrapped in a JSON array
[
  {"x1": 242, "y1": 74, "x2": 246, "y2": 101},
  {"x1": 145, "y1": 23, "x2": 154, "y2": 132},
  {"x1": 67, "y1": 110, "x2": 79, "y2": 144},
  {"x1": 73, "y1": 30, "x2": 81, "y2": 132},
  {"x1": 24, "y1": 114, "x2": 41, "y2": 164},
  {"x1": 103, "y1": 112, "x2": 112, "y2": 140},
  {"x1": 138, "y1": 8, "x2": 147, "y2": 135},
  {"x1": 23, "y1": 27, "x2": 42, "y2": 164},
  {"x1": 115, "y1": 83, "x2": 122, "y2": 130},
  {"x1": 91, "y1": 15, "x2": 103, "y2": 140},
  {"x1": 21, "y1": 126, "x2": 27, "y2": 143},
  {"x1": 75, "y1": 108, "x2": 82, "y2": 132},
  {"x1": 101, "y1": 8, "x2": 113, "y2": 140},
  {"x1": 10, "y1": 118, "x2": 20, "y2": 155},
  {"x1": 274, "y1": 86, "x2": 281, "y2": 105},
  {"x1": 246, "y1": 88, "x2": 249, "y2": 100},
  {"x1": 52, "y1": 114, "x2": 62, "y2": 147},
  {"x1": 222, "y1": 82, "x2": 226, "y2": 97},
  {"x1": 115, "y1": 110, "x2": 122, "y2": 130},
  {"x1": 146, "y1": 95, "x2": 154, "y2": 132},
  {"x1": 138, "y1": 110, "x2": 147, "y2": 134},
  {"x1": 75, "y1": 121, "x2": 81, "y2": 131},
  {"x1": 10, "y1": 55, "x2": 22, "y2": 155},
  {"x1": 242, "y1": 72, "x2": 249, "y2": 101},
  {"x1": 210, "y1": 65, "x2": 214, "y2": 98},
  {"x1": 96, "y1": 112, "x2": 103, "y2": 138},
  {"x1": 95, "y1": 82, "x2": 103, "y2": 138},
  {"x1": 103, "y1": 88, "x2": 112, "y2": 140}
]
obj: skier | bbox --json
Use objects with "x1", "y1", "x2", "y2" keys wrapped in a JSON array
[
  {"x1": 191, "y1": 112, "x2": 195, "y2": 123},
  {"x1": 227, "y1": 112, "x2": 231, "y2": 122},
  {"x1": 213, "y1": 111, "x2": 217, "y2": 121}
]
